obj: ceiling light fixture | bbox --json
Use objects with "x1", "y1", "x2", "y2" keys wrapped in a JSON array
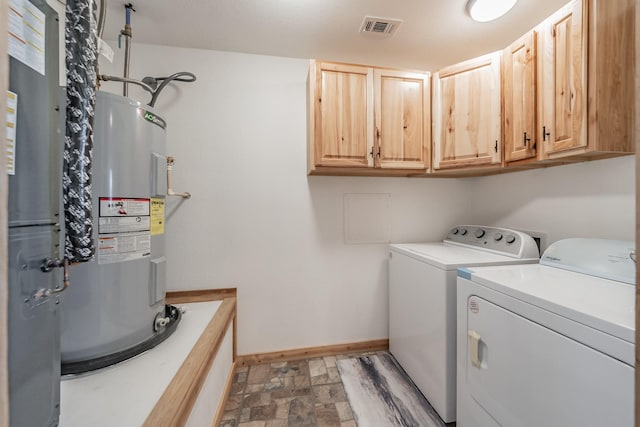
[{"x1": 467, "y1": 0, "x2": 519, "y2": 22}]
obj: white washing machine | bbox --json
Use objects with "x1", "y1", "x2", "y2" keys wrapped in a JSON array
[
  {"x1": 389, "y1": 225, "x2": 540, "y2": 423},
  {"x1": 456, "y1": 238, "x2": 635, "y2": 427}
]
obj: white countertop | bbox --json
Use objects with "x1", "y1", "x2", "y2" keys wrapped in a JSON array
[{"x1": 60, "y1": 300, "x2": 222, "y2": 427}]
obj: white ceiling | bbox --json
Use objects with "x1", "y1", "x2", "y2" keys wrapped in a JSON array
[{"x1": 102, "y1": 0, "x2": 569, "y2": 71}]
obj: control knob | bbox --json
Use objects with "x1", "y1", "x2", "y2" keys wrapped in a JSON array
[
  {"x1": 452, "y1": 228, "x2": 459, "y2": 235},
  {"x1": 505, "y1": 235, "x2": 516, "y2": 244},
  {"x1": 475, "y1": 229, "x2": 485, "y2": 238},
  {"x1": 460, "y1": 228, "x2": 468, "y2": 236},
  {"x1": 494, "y1": 233, "x2": 503, "y2": 241}
]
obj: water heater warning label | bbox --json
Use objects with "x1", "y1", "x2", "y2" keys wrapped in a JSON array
[
  {"x1": 100, "y1": 197, "x2": 150, "y2": 217},
  {"x1": 99, "y1": 216, "x2": 150, "y2": 234},
  {"x1": 98, "y1": 197, "x2": 151, "y2": 264},
  {"x1": 150, "y1": 198, "x2": 165, "y2": 236},
  {"x1": 98, "y1": 232, "x2": 151, "y2": 265}
]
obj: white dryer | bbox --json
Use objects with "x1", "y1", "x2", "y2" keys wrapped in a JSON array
[
  {"x1": 389, "y1": 226, "x2": 540, "y2": 423},
  {"x1": 456, "y1": 238, "x2": 635, "y2": 427}
]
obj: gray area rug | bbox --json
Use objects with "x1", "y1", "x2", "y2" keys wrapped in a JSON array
[{"x1": 336, "y1": 353, "x2": 448, "y2": 427}]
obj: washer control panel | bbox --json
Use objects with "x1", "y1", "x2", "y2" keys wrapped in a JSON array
[{"x1": 445, "y1": 225, "x2": 540, "y2": 258}]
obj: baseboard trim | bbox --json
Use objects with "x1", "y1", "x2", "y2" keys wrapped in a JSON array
[
  {"x1": 236, "y1": 339, "x2": 389, "y2": 367},
  {"x1": 211, "y1": 359, "x2": 237, "y2": 427},
  {"x1": 166, "y1": 288, "x2": 237, "y2": 304}
]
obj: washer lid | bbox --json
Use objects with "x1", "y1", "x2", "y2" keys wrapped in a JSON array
[
  {"x1": 460, "y1": 264, "x2": 635, "y2": 344},
  {"x1": 390, "y1": 242, "x2": 538, "y2": 270}
]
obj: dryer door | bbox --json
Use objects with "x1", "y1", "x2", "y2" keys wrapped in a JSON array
[{"x1": 463, "y1": 295, "x2": 632, "y2": 427}]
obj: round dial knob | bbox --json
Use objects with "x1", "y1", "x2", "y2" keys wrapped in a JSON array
[
  {"x1": 505, "y1": 235, "x2": 516, "y2": 244},
  {"x1": 494, "y1": 233, "x2": 503, "y2": 241},
  {"x1": 475, "y1": 229, "x2": 485, "y2": 238},
  {"x1": 460, "y1": 228, "x2": 468, "y2": 236},
  {"x1": 452, "y1": 228, "x2": 459, "y2": 235}
]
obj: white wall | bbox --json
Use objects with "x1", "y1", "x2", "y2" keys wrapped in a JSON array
[
  {"x1": 470, "y1": 156, "x2": 635, "y2": 249},
  {"x1": 99, "y1": 44, "x2": 475, "y2": 354},
  {"x1": 99, "y1": 41, "x2": 635, "y2": 355}
]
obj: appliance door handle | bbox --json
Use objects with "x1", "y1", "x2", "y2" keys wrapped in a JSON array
[{"x1": 468, "y1": 330, "x2": 482, "y2": 368}]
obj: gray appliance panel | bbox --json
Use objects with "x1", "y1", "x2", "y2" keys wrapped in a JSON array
[
  {"x1": 8, "y1": 226, "x2": 61, "y2": 427},
  {"x1": 8, "y1": 0, "x2": 61, "y2": 227},
  {"x1": 61, "y1": 92, "x2": 167, "y2": 362}
]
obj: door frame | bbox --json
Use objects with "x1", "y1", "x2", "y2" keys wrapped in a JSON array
[
  {"x1": 635, "y1": 1, "x2": 640, "y2": 426},
  {"x1": 1, "y1": 1, "x2": 9, "y2": 426}
]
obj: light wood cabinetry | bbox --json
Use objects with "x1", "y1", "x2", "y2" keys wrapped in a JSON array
[
  {"x1": 538, "y1": 0, "x2": 587, "y2": 158},
  {"x1": 503, "y1": 31, "x2": 538, "y2": 163},
  {"x1": 308, "y1": 0, "x2": 634, "y2": 178},
  {"x1": 374, "y1": 69, "x2": 430, "y2": 170},
  {"x1": 536, "y1": 0, "x2": 634, "y2": 162},
  {"x1": 503, "y1": 0, "x2": 634, "y2": 167},
  {"x1": 308, "y1": 60, "x2": 430, "y2": 176},
  {"x1": 309, "y1": 61, "x2": 373, "y2": 168},
  {"x1": 583, "y1": 0, "x2": 635, "y2": 157},
  {"x1": 432, "y1": 52, "x2": 502, "y2": 171}
]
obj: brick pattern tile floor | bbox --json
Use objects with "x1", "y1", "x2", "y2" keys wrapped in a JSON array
[{"x1": 219, "y1": 352, "x2": 384, "y2": 427}]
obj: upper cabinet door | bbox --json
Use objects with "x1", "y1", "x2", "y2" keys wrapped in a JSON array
[
  {"x1": 374, "y1": 69, "x2": 430, "y2": 170},
  {"x1": 311, "y1": 61, "x2": 374, "y2": 168},
  {"x1": 432, "y1": 52, "x2": 502, "y2": 170},
  {"x1": 539, "y1": 0, "x2": 586, "y2": 157},
  {"x1": 503, "y1": 31, "x2": 538, "y2": 163}
]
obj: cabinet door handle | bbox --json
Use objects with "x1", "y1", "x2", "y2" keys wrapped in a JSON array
[
  {"x1": 494, "y1": 141, "x2": 498, "y2": 153},
  {"x1": 523, "y1": 132, "x2": 531, "y2": 146},
  {"x1": 376, "y1": 147, "x2": 381, "y2": 158},
  {"x1": 370, "y1": 147, "x2": 374, "y2": 158},
  {"x1": 542, "y1": 126, "x2": 551, "y2": 141}
]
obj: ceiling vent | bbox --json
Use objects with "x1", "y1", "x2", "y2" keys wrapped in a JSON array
[{"x1": 360, "y1": 16, "x2": 403, "y2": 36}]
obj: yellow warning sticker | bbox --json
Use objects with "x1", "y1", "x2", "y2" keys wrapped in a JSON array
[{"x1": 150, "y1": 198, "x2": 165, "y2": 236}]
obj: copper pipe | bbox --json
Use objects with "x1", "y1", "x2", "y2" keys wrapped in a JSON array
[{"x1": 43, "y1": 258, "x2": 71, "y2": 295}]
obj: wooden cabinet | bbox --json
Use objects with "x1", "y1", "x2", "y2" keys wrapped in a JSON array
[
  {"x1": 308, "y1": 60, "x2": 430, "y2": 175},
  {"x1": 537, "y1": 0, "x2": 634, "y2": 161},
  {"x1": 432, "y1": 52, "x2": 502, "y2": 171},
  {"x1": 584, "y1": 0, "x2": 635, "y2": 156},
  {"x1": 503, "y1": 31, "x2": 538, "y2": 163},
  {"x1": 308, "y1": 0, "x2": 634, "y2": 178},
  {"x1": 503, "y1": 0, "x2": 634, "y2": 167},
  {"x1": 309, "y1": 61, "x2": 373, "y2": 168},
  {"x1": 374, "y1": 69, "x2": 430, "y2": 170},
  {"x1": 538, "y1": 0, "x2": 587, "y2": 158}
]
